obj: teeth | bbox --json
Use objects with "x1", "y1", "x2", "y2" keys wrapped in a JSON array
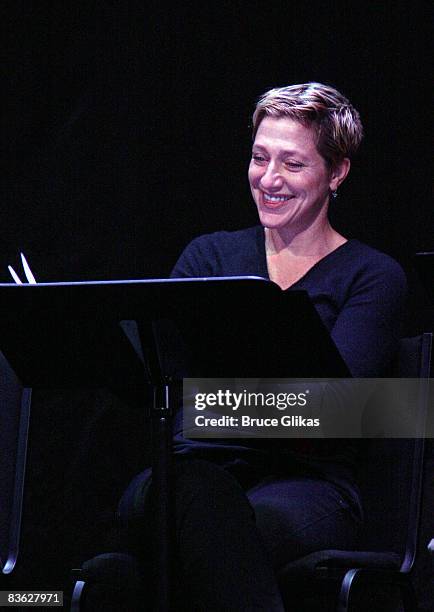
[{"x1": 263, "y1": 194, "x2": 290, "y2": 202}]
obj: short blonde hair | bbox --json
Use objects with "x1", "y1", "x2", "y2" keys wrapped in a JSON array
[{"x1": 252, "y1": 82, "x2": 363, "y2": 168}]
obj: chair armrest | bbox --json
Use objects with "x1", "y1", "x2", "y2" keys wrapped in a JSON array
[{"x1": 279, "y1": 549, "x2": 402, "y2": 577}]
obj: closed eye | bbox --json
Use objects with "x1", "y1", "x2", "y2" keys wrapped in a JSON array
[{"x1": 285, "y1": 161, "x2": 304, "y2": 170}]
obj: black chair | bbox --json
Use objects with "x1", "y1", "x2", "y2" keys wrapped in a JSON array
[
  {"x1": 278, "y1": 333, "x2": 432, "y2": 612},
  {"x1": 0, "y1": 351, "x2": 32, "y2": 580},
  {"x1": 71, "y1": 553, "x2": 144, "y2": 612}
]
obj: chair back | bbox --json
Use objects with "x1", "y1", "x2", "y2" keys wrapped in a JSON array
[
  {"x1": 357, "y1": 333, "x2": 432, "y2": 572},
  {"x1": 0, "y1": 351, "x2": 31, "y2": 575}
]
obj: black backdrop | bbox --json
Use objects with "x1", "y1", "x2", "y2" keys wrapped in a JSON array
[
  {"x1": 2, "y1": 2, "x2": 432, "y2": 284},
  {"x1": 2, "y1": 1, "x2": 433, "y2": 604}
]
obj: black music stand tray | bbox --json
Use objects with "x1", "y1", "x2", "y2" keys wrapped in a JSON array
[{"x1": 0, "y1": 276, "x2": 349, "y2": 609}]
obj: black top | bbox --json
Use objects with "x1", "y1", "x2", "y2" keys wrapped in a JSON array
[
  {"x1": 171, "y1": 226, "x2": 407, "y2": 377},
  {"x1": 170, "y1": 226, "x2": 408, "y2": 505}
]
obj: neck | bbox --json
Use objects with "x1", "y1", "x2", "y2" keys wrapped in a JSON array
[{"x1": 265, "y1": 212, "x2": 345, "y2": 258}]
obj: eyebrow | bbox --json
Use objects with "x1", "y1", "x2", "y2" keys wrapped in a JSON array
[{"x1": 251, "y1": 144, "x2": 309, "y2": 161}]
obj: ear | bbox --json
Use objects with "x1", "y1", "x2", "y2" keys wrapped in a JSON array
[{"x1": 329, "y1": 158, "x2": 351, "y2": 192}]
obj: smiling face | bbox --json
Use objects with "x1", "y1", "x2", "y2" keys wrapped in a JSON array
[{"x1": 248, "y1": 116, "x2": 347, "y2": 233}]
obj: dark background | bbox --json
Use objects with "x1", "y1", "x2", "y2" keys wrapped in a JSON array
[
  {"x1": 2, "y1": 3, "x2": 432, "y2": 286},
  {"x1": 2, "y1": 0, "x2": 433, "y2": 606}
]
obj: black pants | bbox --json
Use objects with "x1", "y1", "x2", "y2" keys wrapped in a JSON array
[{"x1": 118, "y1": 458, "x2": 361, "y2": 610}]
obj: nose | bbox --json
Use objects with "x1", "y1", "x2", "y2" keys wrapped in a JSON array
[{"x1": 259, "y1": 161, "x2": 283, "y2": 191}]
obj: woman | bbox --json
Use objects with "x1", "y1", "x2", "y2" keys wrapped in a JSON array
[{"x1": 119, "y1": 83, "x2": 407, "y2": 610}]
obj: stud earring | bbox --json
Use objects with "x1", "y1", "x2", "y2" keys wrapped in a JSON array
[{"x1": 331, "y1": 190, "x2": 338, "y2": 199}]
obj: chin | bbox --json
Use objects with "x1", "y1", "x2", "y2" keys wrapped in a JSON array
[{"x1": 257, "y1": 209, "x2": 292, "y2": 229}]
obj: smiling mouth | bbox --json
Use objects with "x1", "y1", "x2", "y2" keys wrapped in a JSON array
[{"x1": 261, "y1": 192, "x2": 293, "y2": 208}]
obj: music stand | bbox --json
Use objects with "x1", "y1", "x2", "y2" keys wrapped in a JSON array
[{"x1": 0, "y1": 276, "x2": 349, "y2": 609}]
